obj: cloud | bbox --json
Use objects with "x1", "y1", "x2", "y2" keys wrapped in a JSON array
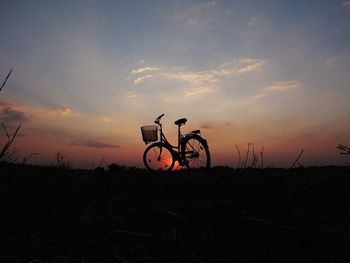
[
  {"x1": 49, "y1": 107, "x2": 72, "y2": 116},
  {"x1": 71, "y1": 141, "x2": 120, "y2": 149},
  {"x1": 100, "y1": 117, "x2": 112, "y2": 122},
  {"x1": 201, "y1": 121, "x2": 232, "y2": 129},
  {"x1": 131, "y1": 67, "x2": 159, "y2": 74},
  {"x1": 264, "y1": 80, "x2": 301, "y2": 92},
  {"x1": 237, "y1": 59, "x2": 266, "y2": 74},
  {"x1": 126, "y1": 92, "x2": 137, "y2": 98},
  {"x1": 0, "y1": 106, "x2": 31, "y2": 124},
  {"x1": 131, "y1": 58, "x2": 266, "y2": 96},
  {"x1": 133, "y1": 74, "x2": 153, "y2": 85},
  {"x1": 343, "y1": 0, "x2": 350, "y2": 7},
  {"x1": 250, "y1": 94, "x2": 265, "y2": 100},
  {"x1": 185, "y1": 86, "x2": 210, "y2": 96}
]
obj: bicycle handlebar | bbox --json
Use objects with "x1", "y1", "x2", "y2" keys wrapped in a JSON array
[{"x1": 155, "y1": 113, "x2": 165, "y2": 124}]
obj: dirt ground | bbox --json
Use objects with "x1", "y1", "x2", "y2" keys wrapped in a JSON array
[{"x1": 1, "y1": 164, "x2": 350, "y2": 262}]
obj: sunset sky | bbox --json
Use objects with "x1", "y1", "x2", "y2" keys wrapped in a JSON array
[{"x1": 1, "y1": 0, "x2": 350, "y2": 168}]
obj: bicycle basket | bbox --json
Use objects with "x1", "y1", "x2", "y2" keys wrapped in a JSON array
[{"x1": 141, "y1": 125, "x2": 158, "y2": 144}]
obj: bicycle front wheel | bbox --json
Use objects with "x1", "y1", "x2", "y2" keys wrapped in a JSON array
[
  {"x1": 143, "y1": 143, "x2": 175, "y2": 172},
  {"x1": 181, "y1": 135, "x2": 210, "y2": 169}
]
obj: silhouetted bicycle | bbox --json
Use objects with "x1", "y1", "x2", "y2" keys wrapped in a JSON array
[{"x1": 141, "y1": 114, "x2": 210, "y2": 171}]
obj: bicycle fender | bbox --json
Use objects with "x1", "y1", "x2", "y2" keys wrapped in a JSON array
[{"x1": 201, "y1": 138, "x2": 208, "y2": 148}]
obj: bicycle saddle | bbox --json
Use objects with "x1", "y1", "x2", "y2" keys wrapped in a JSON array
[{"x1": 174, "y1": 118, "x2": 187, "y2": 126}]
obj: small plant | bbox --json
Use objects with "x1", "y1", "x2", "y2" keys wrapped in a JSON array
[
  {"x1": 337, "y1": 144, "x2": 350, "y2": 155},
  {"x1": 290, "y1": 149, "x2": 304, "y2": 168},
  {"x1": 0, "y1": 68, "x2": 13, "y2": 92},
  {"x1": 235, "y1": 144, "x2": 241, "y2": 168},
  {"x1": 260, "y1": 147, "x2": 264, "y2": 169},
  {"x1": 93, "y1": 156, "x2": 107, "y2": 174},
  {"x1": 0, "y1": 123, "x2": 21, "y2": 162},
  {"x1": 235, "y1": 143, "x2": 264, "y2": 169},
  {"x1": 22, "y1": 152, "x2": 39, "y2": 165},
  {"x1": 242, "y1": 143, "x2": 251, "y2": 169},
  {"x1": 55, "y1": 152, "x2": 70, "y2": 169},
  {"x1": 249, "y1": 144, "x2": 259, "y2": 168},
  {"x1": 0, "y1": 68, "x2": 21, "y2": 163}
]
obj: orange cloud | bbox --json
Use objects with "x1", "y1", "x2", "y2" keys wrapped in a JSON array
[
  {"x1": 49, "y1": 107, "x2": 72, "y2": 116},
  {"x1": 131, "y1": 67, "x2": 159, "y2": 74},
  {"x1": 0, "y1": 101, "x2": 31, "y2": 124},
  {"x1": 237, "y1": 59, "x2": 266, "y2": 74},
  {"x1": 130, "y1": 58, "x2": 266, "y2": 96},
  {"x1": 71, "y1": 141, "x2": 120, "y2": 149},
  {"x1": 265, "y1": 80, "x2": 301, "y2": 92}
]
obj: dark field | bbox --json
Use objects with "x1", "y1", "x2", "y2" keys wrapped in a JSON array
[{"x1": 1, "y1": 164, "x2": 350, "y2": 262}]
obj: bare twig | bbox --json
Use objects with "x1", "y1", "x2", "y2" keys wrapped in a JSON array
[
  {"x1": 2, "y1": 123, "x2": 10, "y2": 138},
  {"x1": 242, "y1": 143, "x2": 251, "y2": 169},
  {"x1": 235, "y1": 144, "x2": 241, "y2": 168},
  {"x1": 22, "y1": 152, "x2": 39, "y2": 164},
  {"x1": 0, "y1": 124, "x2": 21, "y2": 161},
  {"x1": 3, "y1": 147, "x2": 19, "y2": 163},
  {"x1": 55, "y1": 152, "x2": 70, "y2": 168},
  {"x1": 260, "y1": 147, "x2": 264, "y2": 169},
  {"x1": 98, "y1": 156, "x2": 106, "y2": 167},
  {"x1": 0, "y1": 68, "x2": 13, "y2": 92},
  {"x1": 290, "y1": 149, "x2": 304, "y2": 168},
  {"x1": 0, "y1": 69, "x2": 22, "y2": 164},
  {"x1": 249, "y1": 144, "x2": 259, "y2": 168}
]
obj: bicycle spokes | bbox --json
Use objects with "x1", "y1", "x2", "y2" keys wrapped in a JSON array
[
  {"x1": 183, "y1": 137, "x2": 210, "y2": 169},
  {"x1": 145, "y1": 144, "x2": 174, "y2": 171},
  {"x1": 186, "y1": 139, "x2": 202, "y2": 157},
  {"x1": 157, "y1": 145, "x2": 163, "y2": 161},
  {"x1": 152, "y1": 147, "x2": 169, "y2": 167}
]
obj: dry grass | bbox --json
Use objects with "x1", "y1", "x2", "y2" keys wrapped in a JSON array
[{"x1": 1, "y1": 164, "x2": 349, "y2": 262}]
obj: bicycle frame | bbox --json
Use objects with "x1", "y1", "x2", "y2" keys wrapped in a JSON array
[{"x1": 156, "y1": 121, "x2": 185, "y2": 163}]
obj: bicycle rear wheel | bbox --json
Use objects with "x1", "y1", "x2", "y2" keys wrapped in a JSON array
[
  {"x1": 143, "y1": 143, "x2": 175, "y2": 172},
  {"x1": 181, "y1": 135, "x2": 210, "y2": 169}
]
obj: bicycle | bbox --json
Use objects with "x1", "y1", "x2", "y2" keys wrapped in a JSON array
[{"x1": 141, "y1": 114, "x2": 210, "y2": 171}]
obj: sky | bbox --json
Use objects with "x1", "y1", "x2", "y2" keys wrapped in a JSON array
[{"x1": 1, "y1": 0, "x2": 350, "y2": 168}]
